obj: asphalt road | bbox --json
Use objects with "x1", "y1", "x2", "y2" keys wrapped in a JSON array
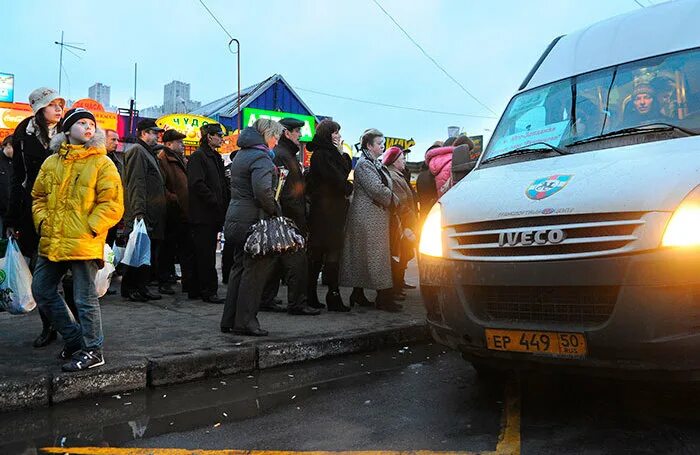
[{"x1": 9, "y1": 342, "x2": 700, "y2": 454}]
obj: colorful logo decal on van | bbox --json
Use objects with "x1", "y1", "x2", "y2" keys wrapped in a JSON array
[{"x1": 526, "y1": 175, "x2": 573, "y2": 200}]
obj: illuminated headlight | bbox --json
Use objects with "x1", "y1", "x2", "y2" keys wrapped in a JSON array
[
  {"x1": 662, "y1": 186, "x2": 700, "y2": 247},
  {"x1": 419, "y1": 203, "x2": 443, "y2": 257}
]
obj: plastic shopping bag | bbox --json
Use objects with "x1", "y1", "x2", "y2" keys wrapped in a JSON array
[
  {"x1": 0, "y1": 238, "x2": 36, "y2": 314},
  {"x1": 112, "y1": 241, "x2": 125, "y2": 266},
  {"x1": 95, "y1": 244, "x2": 117, "y2": 298},
  {"x1": 120, "y1": 218, "x2": 151, "y2": 267}
]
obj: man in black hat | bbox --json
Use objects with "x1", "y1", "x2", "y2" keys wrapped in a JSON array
[
  {"x1": 157, "y1": 129, "x2": 193, "y2": 295},
  {"x1": 259, "y1": 118, "x2": 321, "y2": 315},
  {"x1": 121, "y1": 119, "x2": 167, "y2": 302},
  {"x1": 187, "y1": 123, "x2": 230, "y2": 303}
]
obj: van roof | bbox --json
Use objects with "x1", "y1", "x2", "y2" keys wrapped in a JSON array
[{"x1": 522, "y1": 0, "x2": 700, "y2": 92}]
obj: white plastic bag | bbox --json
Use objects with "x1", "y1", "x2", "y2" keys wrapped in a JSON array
[
  {"x1": 95, "y1": 244, "x2": 116, "y2": 298},
  {"x1": 0, "y1": 238, "x2": 36, "y2": 314},
  {"x1": 121, "y1": 218, "x2": 151, "y2": 267}
]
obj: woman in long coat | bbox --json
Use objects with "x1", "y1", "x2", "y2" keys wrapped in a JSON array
[
  {"x1": 340, "y1": 129, "x2": 401, "y2": 312},
  {"x1": 306, "y1": 120, "x2": 353, "y2": 311}
]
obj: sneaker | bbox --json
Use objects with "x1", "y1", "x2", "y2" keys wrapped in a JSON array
[{"x1": 62, "y1": 349, "x2": 105, "y2": 372}]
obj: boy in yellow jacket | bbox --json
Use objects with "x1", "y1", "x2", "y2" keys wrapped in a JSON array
[{"x1": 31, "y1": 107, "x2": 124, "y2": 372}]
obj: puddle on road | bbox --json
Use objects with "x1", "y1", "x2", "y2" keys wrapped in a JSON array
[{"x1": 0, "y1": 343, "x2": 448, "y2": 454}]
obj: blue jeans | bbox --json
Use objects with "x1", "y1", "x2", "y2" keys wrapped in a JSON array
[{"x1": 32, "y1": 257, "x2": 103, "y2": 351}]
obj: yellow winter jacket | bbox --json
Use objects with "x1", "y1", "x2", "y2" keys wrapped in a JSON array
[{"x1": 32, "y1": 130, "x2": 124, "y2": 261}]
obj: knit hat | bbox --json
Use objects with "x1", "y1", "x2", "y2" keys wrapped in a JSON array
[
  {"x1": 162, "y1": 129, "x2": 186, "y2": 142},
  {"x1": 633, "y1": 83, "x2": 654, "y2": 97},
  {"x1": 381, "y1": 146, "x2": 403, "y2": 166},
  {"x1": 28, "y1": 87, "x2": 65, "y2": 114},
  {"x1": 60, "y1": 108, "x2": 96, "y2": 133}
]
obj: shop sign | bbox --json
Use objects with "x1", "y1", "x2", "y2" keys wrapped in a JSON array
[
  {"x1": 0, "y1": 101, "x2": 31, "y2": 130},
  {"x1": 70, "y1": 98, "x2": 118, "y2": 130},
  {"x1": 156, "y1": 113, "x2": 225, "y2": 146},
  {"x1": 385, "y1": 136, "x2": 416, "y2": 150},
  {"x1": 0, "y1": 73, "x2": 14, "y2": 103},
  {"x1": 242, "y1": 108, "x2": 315, "y2": 142}
]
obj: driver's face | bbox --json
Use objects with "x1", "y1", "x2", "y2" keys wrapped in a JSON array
[{"x1": 634, "y1": 93, "x2": 654, "y2": 114}]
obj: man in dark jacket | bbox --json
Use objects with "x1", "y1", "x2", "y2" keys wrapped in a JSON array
[
  {"x1": 121, "y1": 119, "x2": 166, "y2": 302},
  {"x1": 187, "y1": 123, "x2": 230, "y2": 303},
  {"x1": 105, "y1": 129, "x2": 125, "y2": 248},
  {"x1": 260, "y1": 118, "x2": 320, "y2": 315},
  {"x1": 157, "y1": 129, "x2": 193, "y2": 295},
  {"x1": 0, "y1": 135, "x2": 13, "y2": 235}
]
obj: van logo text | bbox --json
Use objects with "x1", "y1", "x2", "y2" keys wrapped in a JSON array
[{"x1": 498, "y1": 229, "x2": 567, "y2": 247}]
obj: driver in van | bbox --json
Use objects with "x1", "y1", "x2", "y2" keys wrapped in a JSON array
[{"x1": 625, "y1": 83, "x2": 663, "y2": 125}]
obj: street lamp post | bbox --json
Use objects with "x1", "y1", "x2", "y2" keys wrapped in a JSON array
[{"x1": 228, "y1": 38, "x2": 241, "y2": 132}]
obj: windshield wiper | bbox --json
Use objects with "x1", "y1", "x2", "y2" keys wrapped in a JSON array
[
  {"x1": 481, "y1": 141, "x2": 569, "y2": 165},
  {"x1": 568, "y1": 122, "x2": 700, "y2": 147}
]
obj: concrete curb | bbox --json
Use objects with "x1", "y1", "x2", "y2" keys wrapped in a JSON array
[{"x1": 1, "y1": 321, "x2": 429, "y2": 411}]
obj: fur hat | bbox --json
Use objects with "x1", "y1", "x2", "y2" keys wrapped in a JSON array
[{"x1": 28, "y1": 87, "x2": 65, "y2": 114}]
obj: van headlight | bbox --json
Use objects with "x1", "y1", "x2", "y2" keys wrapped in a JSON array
[
  {"x1": 662, "y1": 186, "x2": 700, "y2": 247},
  {"x1": 419, "y1": 203, "x2": 443, "y2": 257}
]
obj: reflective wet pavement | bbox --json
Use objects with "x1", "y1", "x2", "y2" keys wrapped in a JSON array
[{"x1": 6, "y1": 343, "x2": 700, "y2": 454}]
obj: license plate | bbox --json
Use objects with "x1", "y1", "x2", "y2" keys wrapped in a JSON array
[{"x1": 485, "y1": 329, "x2": 587, "y2": 357}]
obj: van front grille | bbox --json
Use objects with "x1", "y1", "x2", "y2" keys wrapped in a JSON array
[
  {"x1": 448, "y1": 212, "x2": 646, "y2": 261},
  {"x1": 468, "y1": 285, "x2": 619, "y2": 326}
]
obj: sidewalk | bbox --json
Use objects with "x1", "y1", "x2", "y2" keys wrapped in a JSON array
[{"x1": 0, "y1": 261, "x2": 427, "y2": 411}]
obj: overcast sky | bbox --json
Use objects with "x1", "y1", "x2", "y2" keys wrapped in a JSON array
[{"x1": 4, "y1": 0, "x2": 650, "y2": 159}]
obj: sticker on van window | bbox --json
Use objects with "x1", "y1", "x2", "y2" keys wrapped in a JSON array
[{"x1": 526, "y1": 175, "x2": 573, "y2": 200}]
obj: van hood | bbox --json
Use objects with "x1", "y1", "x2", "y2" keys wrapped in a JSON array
[{"x1": 440, "y1": 136, "x2": 700, "y2": 226}]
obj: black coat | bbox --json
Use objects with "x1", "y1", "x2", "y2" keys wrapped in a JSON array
[
  {"x1": 305, "y1": 135, "x2": 352, "y2": 251},
  {"x1": 7, "y1": 116, "x2": 54, "y2": 255},
  {"x1": 124, "y1": 140, "x2": 167, "y2": 240},
  {"x1": 416, "y1": 168, "x2": 438, "y2": 218},
  {"x1": 273, "y1": 136, "x2": 307, "y2": 232},
  {"x1": 7, "y1": 117, "x2": 52, "y2": 230},
  {"x1": 0, "y1": 150, "x2": 12, "y2": 218},
  {"x1": 188, "y1": 143, "x2": 230, "y2": 228},
  {"x1": 224, "y1": 128, "x2": 279, "y2": 245}
]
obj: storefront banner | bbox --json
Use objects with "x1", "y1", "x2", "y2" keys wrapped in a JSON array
[
  {"x1": 242, "y1": 108, "x2": 315, "y2": 142},
  {"x1": 156, "y1": 113, "x2": 225, "y2": 146},
  {"x1": 71, "y1": 98, "x2": 118, "y2": 131},
  {"x1": 0, "y1": 101, "x2": 31, "y2": 130}
]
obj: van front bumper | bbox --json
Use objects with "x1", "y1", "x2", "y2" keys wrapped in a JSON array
[{"x1": 419, "y1": 249, "x2": 700, "y2": 378}]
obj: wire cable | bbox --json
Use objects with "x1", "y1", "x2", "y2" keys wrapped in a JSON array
[
  {"x1": 633, "y1": 0, "x2": 646, "y2": 7},
  {"x1": 197, "y1": 0, "x2": 235, "y2": 41},
  {"x1": 295, "y1": 86, "x2": 496, "y2": 119},
  {"x1": 371, "y1": 0, "x2": 497, "y2": 115}
]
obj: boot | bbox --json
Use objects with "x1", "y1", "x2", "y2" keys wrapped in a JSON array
[
  {"x1": 376, "y1": 289, "x2": 403, "y2": 313},
  {"x1": 326, "y1": 289, "x2": 350, "y2": 312},
  {"x1": 308, "y1": 291, "x2": 326, "y2": 309},
  {"x1": 350, "y1": 287, "x2": 374, "y2": 307},
  {"x1": 33, "y1": 326, "x2": 57, "y2": 348}
]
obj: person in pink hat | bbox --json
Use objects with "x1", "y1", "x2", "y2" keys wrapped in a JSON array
[
  {"x1": 381, "y1": 146, "x2": 418, "y2": 297},
  {"x1": 7, "y1": 87, "x2": 71, "y2": 348}
]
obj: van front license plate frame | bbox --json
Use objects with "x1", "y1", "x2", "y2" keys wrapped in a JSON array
[{"x1": 485, "y1": 329, "x2": 587, "y2": 357}]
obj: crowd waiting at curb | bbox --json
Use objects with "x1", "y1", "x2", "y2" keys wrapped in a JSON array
[{"x1": 0, "y1": 86, "x2": 477, "y2": 372}]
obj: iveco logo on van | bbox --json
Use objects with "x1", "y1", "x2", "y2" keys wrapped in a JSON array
[{"x1": 498, "y1": 229, "x2": 567, "y2": 247}]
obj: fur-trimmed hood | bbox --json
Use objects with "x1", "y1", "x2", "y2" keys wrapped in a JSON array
[{"x1": 49, "y1": 128, "x2": 106, "y2": 154}]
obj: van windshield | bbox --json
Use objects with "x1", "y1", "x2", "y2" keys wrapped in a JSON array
[{"x1": 483, "y1": 47, "x2": 700, "y2": 163}]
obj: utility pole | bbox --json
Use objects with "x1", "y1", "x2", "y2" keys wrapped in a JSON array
[
  {"x1": 229, "y1": 38, "x2": 241, "y2": 131},
  {"x1": 54, "y1": 31, "x2": 86, "y2": 94}
]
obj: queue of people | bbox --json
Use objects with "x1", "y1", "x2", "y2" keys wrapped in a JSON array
[{"x1": 0, "y1": 85, "x2": 435, "y2": 372}]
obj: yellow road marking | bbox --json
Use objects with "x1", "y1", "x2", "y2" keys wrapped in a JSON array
[
  {"x1": 41, "y1": 449, "x2": 485, "y2": 455},
  {"x1": 494, "y1": 377, "x2": 522, "y2": 455}
]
